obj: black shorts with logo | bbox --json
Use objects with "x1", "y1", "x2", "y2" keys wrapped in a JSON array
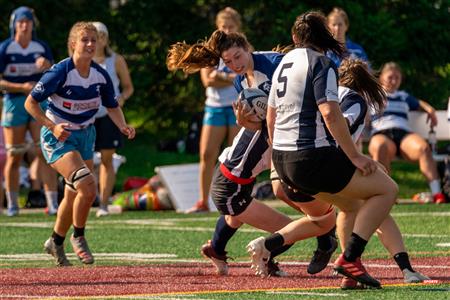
[
  {"x1": 210, "y1": 166, "x2": 254, "y2": 216},
  {"x1": 272, "y1": 146, "x2": 356, "y2": 196},
  {"x1": 94, "y1": 115, "x2": 123, "y2": 151}
]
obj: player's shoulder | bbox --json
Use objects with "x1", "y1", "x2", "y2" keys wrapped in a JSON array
[{"x1": 0, "y1": 38, "x2": 14, "y2": 52}]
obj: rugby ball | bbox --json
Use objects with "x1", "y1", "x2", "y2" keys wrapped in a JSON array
[{"x1": 238, "y1": 88, "x2": 268, "y2": 121}]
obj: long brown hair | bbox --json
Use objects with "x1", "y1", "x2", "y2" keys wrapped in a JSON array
[
  {"x1": 291, "y1": 11, "x2": 344, "y2": 57},
  {"x1": 338, "y1": 58, "x2": 386, "y2": 113},
  {"x1": 166, "y1": 30, "x2": 251, "y2": 74}
]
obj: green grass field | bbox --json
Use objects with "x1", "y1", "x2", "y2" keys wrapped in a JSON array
[{"x1": 1, "y1": 202, "x2": 449, "y2": 299}]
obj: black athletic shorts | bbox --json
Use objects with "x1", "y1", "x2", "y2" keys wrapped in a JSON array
[
  {"x1": 272, "y1": 146, "x2": 356, "y2": 196},
  {"x1": 210, "y1": 164, "x2": 254, "y2": 216},
  {"x1": 371, "y1": 128, "x2": 412, "y2": 156},
  {"x1": 270, "y1": 167, "x2": 315, "y2": 202},
  {"x1": 94, "y1": 115, "x2": 123, "y2": 150}
]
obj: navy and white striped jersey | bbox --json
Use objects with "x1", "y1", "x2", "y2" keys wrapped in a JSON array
[
  {"x1": 269, "y1": 48, "x2": 339, "y2": 151},
  {"x1": 219, "y1": 52, "x2": 283, "y2": 179},
  {"x1": 234, "y1": 52, "x2": 283, "y2": 94},
  {"x1": 339, "y1": 86, "x2": 367, "y2": 141},
  {"x1": 0, "y1": 38, "x2": 53, "y2": 97},
  {"x1": 30, "y1": 57, "x2": 118, "y2": 127},
  {"x1": 371, "y1": 90, "x2": 419, "y2": 134}
]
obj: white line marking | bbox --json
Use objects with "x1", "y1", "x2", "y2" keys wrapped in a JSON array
[
  {"x1": 267, "y1": 291, "x2": 348, "y2": 297},
  {"x1": 436, "y1": 243, "x2": 450, "y2": 247}
]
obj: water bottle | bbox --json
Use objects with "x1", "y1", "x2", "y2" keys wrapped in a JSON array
[{"x1": 428, "y1": 127, "x2": 437, "y2": 155}]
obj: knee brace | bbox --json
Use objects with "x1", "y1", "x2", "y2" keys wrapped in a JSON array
[
  {"x1": 5, "y1": 144, "x2": 28, "y2": 156},
  {"x1": 307, "y1": 205, "x2": 336, "y2": 222},
  {"x1": 65, "y1": 166, "x2": 92, "y2": 192}
]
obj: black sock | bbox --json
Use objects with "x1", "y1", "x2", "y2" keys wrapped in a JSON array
[
  {"x1": 269, "y1": 244, "x2": 292, "y2": 260},
  {"x1": 394, "y1": 252, "x2": 414, "y2": 272},
  {"x1": 264, "y1": 233, "x2": 285, "y2": 252},
  {"x1": 211, "y1": 215, "x2": 238, "y2": 255},
  {"x1": 317, "y1": 226, "x2": 336, "y2": 251},
  {"x1": 73, "y1": 226, "x2": 85, "y2": 238},
  {"x1": 52, "y1": 231, "x2": 65, "y2": 246},
  {"x1": 344, "y1": 233, "x2": 368, "y2": 262}
]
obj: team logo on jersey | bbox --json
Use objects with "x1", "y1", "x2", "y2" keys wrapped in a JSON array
[
  {"x1": 9, "y1": 65, "x2": 16, "y2": 73},
  {"x1": 261, "y1": 82, "x2": 271, "y2": 95},
  {"x1": 66, "y1": 89, "x2": 72, "y2": 96},
  {"x1": 34, "y1": 82, "x2": 44, "y2": 93},
  {"x1": 63, "y1": 101, "x2": 72, "y2": 110}
]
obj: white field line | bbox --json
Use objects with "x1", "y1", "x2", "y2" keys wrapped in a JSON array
[
  {"x1": 266, "y1": 291, "x2": 348, "y2": 297},
  {"x1": 2, "y1": 221, "x2": 450, "y2": 238},
  {"x1": 0, "y1": 253, "x2": 449, "y2": 270}
]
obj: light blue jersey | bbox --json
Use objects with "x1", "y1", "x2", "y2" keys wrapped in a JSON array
[{"x1": 31, "y1": 57, "x2": 118, "y2": 128}]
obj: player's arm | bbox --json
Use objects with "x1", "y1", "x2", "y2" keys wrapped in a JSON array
[
  {"x1": 0, "y1": 76, "x2": 35, "y2": 94},
  {"x1": 418, "y1": 99, "x2": 438, "y2": 127},
  {"x1": 24, "y1": 95, "x2": 71, "y2": 142},
  {"x1": 115, "y1": 54, "x2": 134, "y2": 107},
  {"x1": 200, "y1": 67, "x2": 234, "y2": 88},
  {"x1": 106, "y1": 107, "x2": 135, "y2": 139}
]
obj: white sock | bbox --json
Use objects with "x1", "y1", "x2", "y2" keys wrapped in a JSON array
[
  {"x1": 429, "y1": 180, "x2": 441, "y2": 195},
  {"x1": 45, "y1": 191, "x2": 59, "y2": 210},
  {"x1": 6, "y1": 191, "x2": 18, "y2": 209}
]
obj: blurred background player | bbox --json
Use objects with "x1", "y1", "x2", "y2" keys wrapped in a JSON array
[
  {"x1": 368, "y1": 62, "x2": 446, "y2": 204},
  {"x1": 92, "y1": 21, "x2": 134, "y2": 217},
  {"x1": 186, "y1": 7, "x2": 242, "y2": 213},
  {"x1": 0, "y1": 6, "x2": 58, "y2": 216}
]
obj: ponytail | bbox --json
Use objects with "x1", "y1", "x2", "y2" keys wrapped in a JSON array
[{"x1": 338, "y1": 59, "x2": 386, "y2": 114}]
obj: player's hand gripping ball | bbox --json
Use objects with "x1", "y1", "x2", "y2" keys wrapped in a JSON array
[{"x1": 238, "y1": 88, "x2": 268, "y2": 122}]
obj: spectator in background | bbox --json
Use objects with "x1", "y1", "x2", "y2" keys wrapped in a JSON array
[
  {"x1": 186, "y1": 7, "x2": 242, "y2": 213},
  {"x1": 0, "y1": 6, "x2": 58, "y2": 216},
  {"x1": 92, "y1": 21, "x2": 134, "y2": 217},
  {"x1": 369, "y1": 62, "x2": 446, "y2": 204},
  {"x1": 326, "y1": 7, "x2": 368, "y2": 67}
]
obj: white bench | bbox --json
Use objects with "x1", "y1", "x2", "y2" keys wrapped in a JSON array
[{"x1": 408, "y1": 110, "x2": 450, "y2": 161}]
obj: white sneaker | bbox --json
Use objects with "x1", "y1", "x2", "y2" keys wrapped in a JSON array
[
  {"x1": 246, "y1": 237, "x2": 270, "y2": 278},
  {"x1": 96, "y1": 208, "x2": 109, "y2": 218},
  {"x1": 403, "y1": 269, "x2": 430, "y2": 283}
]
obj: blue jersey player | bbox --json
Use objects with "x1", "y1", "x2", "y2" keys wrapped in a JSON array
[
  {"x1": 25, "y1": 22, "x2": 135, "y2": 267},
  {"x1": 0, "y1": 6, "x2": 58, "y2": 217}
]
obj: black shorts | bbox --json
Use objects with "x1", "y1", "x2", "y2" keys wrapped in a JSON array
[
  {"x1": 210, "y1": 165, "x2": 254, "y2": 216},
  {"x1": 270, "y1": 167, "x2": 315, "y2": 202},
  {"x1": 371, "y1": 128, "x2": 412, "y2": 156},
  {"x1": 272, "y1": 146, "x2": 356, "y2": 196},
  {"x1": 94, "y1": 115, "x2": 123, "y2": 150}
]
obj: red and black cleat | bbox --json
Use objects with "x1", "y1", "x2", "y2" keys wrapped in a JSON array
[{"x1": 334, "y1": 254, "x2": 381, "y2": 288}]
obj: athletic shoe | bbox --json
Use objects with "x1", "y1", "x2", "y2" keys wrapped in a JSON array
[
  {"x1": 96, "y1": 208, "x2": 109, "y2": 217},
  {"x1": 185, "y1": 200, "x2": 209, "y2": 213},
  {"x1": 341, "y1": 276, "x2": 366, "y2": 290},
  {"x1": 433, "y1": 192, "x2": 447, "y2": 204},
  {"x1": 403, "y1": 269, "x2": 430, "y2": 283},
  {"x1": 200, "y1": 240, "x2": 229, "y2": 275},
  {"x1": 70, "y1": 235, "x2": 94, "y2": 264},
  {"x1": 44, "y1": 238, "x2": 72, "y2": 267},
  {"x1": 334, "y1": 254, "x2": 381, "y2": 288},
  {"x1": 6, "y1": 206, "x2": 19, "y2": 217},
  {"x1": 267, "y1": 259, "x2": 288, "y2": 277},
  {"x1": 45, "y1": 207, "x2": 58, "y2": 216},
  {"x1": 307, "y1": 236, "x2": 338, "y2": 274},
  {"x1": 246, "y1": 237, "x2": 270, "y2": 278}
]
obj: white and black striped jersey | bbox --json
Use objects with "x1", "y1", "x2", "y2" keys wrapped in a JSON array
[
  {"x1": 219, "y1": 52, "x2": 283, "y2": 179},
  {"x1": 339, "y1": 86, "x2": 367, "y2": 141},
  {"x1": 371, "y1": 90, "x2": 420, "y2": 134},
  {"x1": 269, "y1": 48, "x2": 339, "y2": 151}
]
